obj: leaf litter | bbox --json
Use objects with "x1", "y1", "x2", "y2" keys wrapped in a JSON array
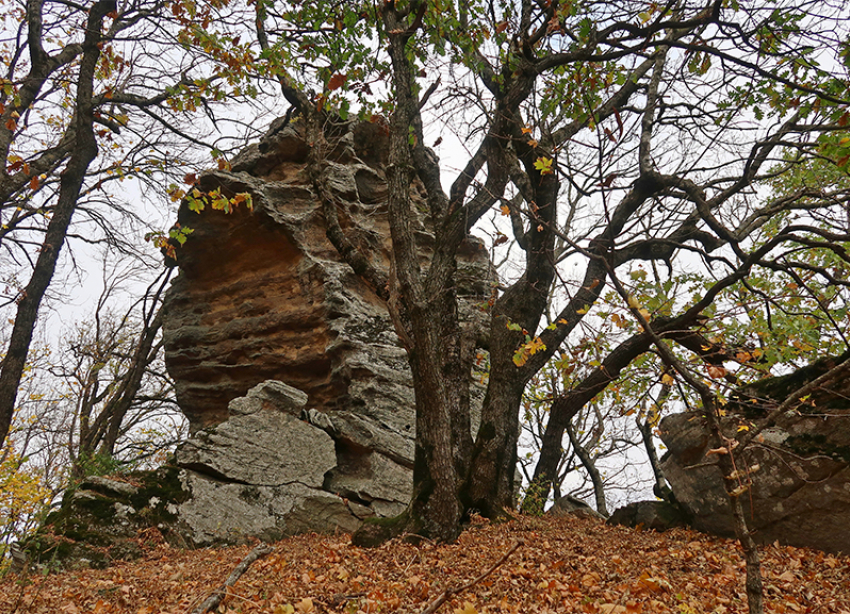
[{"x1": 1, "y1": 515, "x2": 848, "y2": 614}]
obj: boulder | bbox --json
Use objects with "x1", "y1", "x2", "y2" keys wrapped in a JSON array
[
  {"x1": 547, "y1": 495, "x2": 606, "y2": 520},
  {"x1": 659, "y1": 354, "x2": 850, "y2": 554},
  {"x1": 607, "y1": 501, "x2": 690, "y2": 532}
]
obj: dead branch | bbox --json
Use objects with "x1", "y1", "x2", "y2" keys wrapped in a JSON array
[
  {"x1": 190, "y1": 543, "x2": 274, "y2": 614},
  {"x1": 419, "y1": 540, "x2": 523, "y2": 614}
]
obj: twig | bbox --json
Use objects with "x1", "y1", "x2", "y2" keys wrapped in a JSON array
[
  {"x1": 419, "y1": 540, "x2": 523, "y2": 614},
  {"x1": 190, "y1": 543, "x2": 274, "y2": 614}
]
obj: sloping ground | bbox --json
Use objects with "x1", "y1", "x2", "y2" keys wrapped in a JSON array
[{"x1": 2, "y1": 516, "x2": 847, "y2": 614}]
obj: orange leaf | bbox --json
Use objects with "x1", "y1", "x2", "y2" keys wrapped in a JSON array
[
  {"x1": 707, "y1": 365, "x2": 727, "y2": 379},
  {"x1": 327, "y1": 73, "x2": 347, "y2": 91}
]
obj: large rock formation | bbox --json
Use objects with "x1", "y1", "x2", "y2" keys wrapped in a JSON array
[
  {"x1": 659, "y1": 354, "x2": 850, "y2": 554},
  {"x1": 18, "y1": 119, "x2": 491, "y2": 567},
  {"x1": 157, "y1": 117, "x2": 491, "y2": 543}
]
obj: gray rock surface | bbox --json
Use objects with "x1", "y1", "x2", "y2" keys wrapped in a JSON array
[
  {"x1": 177, "y1": 477, "x2": 361, "y2": 546},
  {"x1": 172, "y1": 380, "x2": 378, "y2": 544},
  {"x1": 176, "y1": 400, "x2": 335, "y2": 488},
  {"x1": 659, "y1": 409, "x2": 850, "y2": 554}
]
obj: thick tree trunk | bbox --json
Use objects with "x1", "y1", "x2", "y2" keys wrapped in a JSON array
[
  {"x1": 465, "y1": 359, "x2": 524, "y2": 516},
  {"x1": 0, "y1": 1, "x2": 114, "y2": 451},
  {"x1": 407, "y1": 348, "x2": 465, "y2": 542}
]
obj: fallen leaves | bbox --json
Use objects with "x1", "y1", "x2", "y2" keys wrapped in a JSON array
[{"x1": 1, "y1": 516, "x2": 848, "y2": 614}]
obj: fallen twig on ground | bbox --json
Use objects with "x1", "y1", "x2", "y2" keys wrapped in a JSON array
[
  {"x1": 190, "y1": 543, "x2": 274, "y2": 614},
  {"x1": 419, "y1": 540, "x2": 523, "y2": 614}
]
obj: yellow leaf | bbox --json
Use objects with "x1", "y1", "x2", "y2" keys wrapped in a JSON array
[
  {"x1": 274, "y1": 605, "x2": 295, "y2": 614},
  {"x1": 627, "y1": 294, "x2": 641, "y2": 309},
  {"x1": 527, "y1": 336, "x2": 547, "y2": 355},
  {"x1": 534, "y1": 156, "x2": 554, "y2": 175}
]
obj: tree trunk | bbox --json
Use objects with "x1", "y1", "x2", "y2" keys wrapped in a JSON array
[
  {"x1": 565, "y1": 416, "x2": 608, "y2": 517},
  {"x1": 0, "y1": 1, "x2": 114, "y2": 451},
  {"x1": 464, "y1": 359, "x2": 524, "y2": 516}
]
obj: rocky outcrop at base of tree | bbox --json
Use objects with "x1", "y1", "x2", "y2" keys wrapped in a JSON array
[
  {"x1": 606, "y1": 501, "x2": 690, "y2": 532},
  {"x1": 547, "y1": 495, "x2": 607, "y2": 520},
  {"x1": 659, "y1": 354, "x2": 850, "y2": 554}
]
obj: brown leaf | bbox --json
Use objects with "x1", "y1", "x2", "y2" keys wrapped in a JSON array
[{"x1": 327, "y1": 73, "x2": 347, "y2": 91}]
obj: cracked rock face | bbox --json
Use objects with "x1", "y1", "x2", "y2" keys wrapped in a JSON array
[{"x1": 160, "y1": 119, "x2": 492, "y2": 544}]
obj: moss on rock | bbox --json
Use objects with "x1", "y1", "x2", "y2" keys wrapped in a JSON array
[{"x1": 18, "y1": 464, "x2": 192, "y2": 571}]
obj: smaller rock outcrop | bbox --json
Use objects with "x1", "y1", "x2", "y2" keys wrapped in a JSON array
[
  {"x1": 607, "y1": 501, "x2": 690, "y2": 532},
  {"x1": 547, "y1": 495, "x2": 606, "y2": 520},
  {"x1": 19, "y1": 468, "x2": 190, "y2": 569},
  {"x1": 659, "y1": 354, "x2": 850, "y2": 554}
]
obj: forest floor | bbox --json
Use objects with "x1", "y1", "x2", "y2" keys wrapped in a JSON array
[{"x1": 1, "y1": 514, "x2": 848, "y2": 614}]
